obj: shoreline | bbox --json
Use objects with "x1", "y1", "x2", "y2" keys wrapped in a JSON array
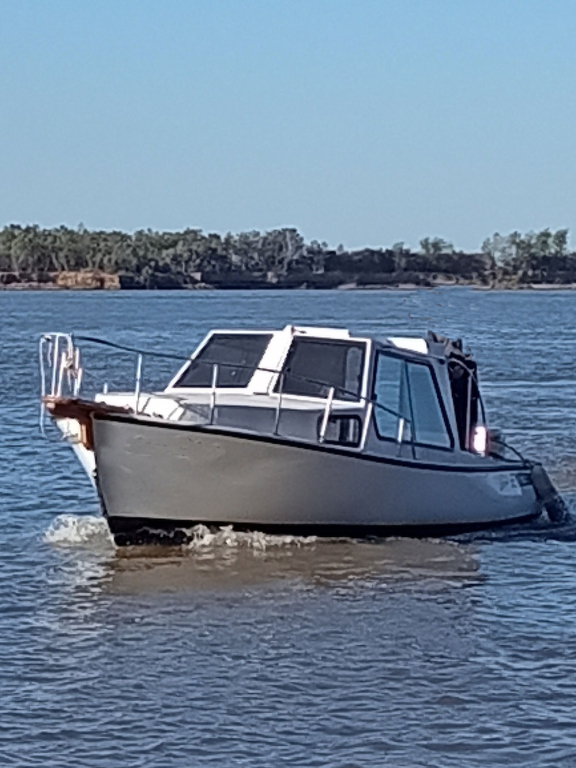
[
  {"x1": 3, "y1": 268, "x2": 576, "y2": 293},
  {"x1": 3, "y1": 279, "x2": 576, "y2": 292}
]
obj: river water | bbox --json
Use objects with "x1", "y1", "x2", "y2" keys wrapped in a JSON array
[{"x1": 2, "y1": 288, "x2": 576, "y2": 767}]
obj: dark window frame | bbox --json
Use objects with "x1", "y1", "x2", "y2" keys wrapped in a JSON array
[
  {"x1": 371, "y1": 351, "x2": 455, "y2": 451},
  {"x1": 172, "y1": 332, "x2": 273, "y2": 389},
  {"x1": 315, "y1": 414, "x2": 363, "y2": 447},
  {"x1": 274, "y1": 337, "x2": 367, "y2": 402}
]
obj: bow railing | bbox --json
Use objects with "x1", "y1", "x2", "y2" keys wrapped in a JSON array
[{"x1": 39, "y1": 333, "x2": 416, "y2": 453}]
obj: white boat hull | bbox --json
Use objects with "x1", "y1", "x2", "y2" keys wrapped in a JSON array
[{"x1": 55, "y1": 417, "x2": 96, "y2": 485}]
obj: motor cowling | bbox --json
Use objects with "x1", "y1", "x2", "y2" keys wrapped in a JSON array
[{"x1": 530, "y1": 463, "x2": 568, "y2": 523}]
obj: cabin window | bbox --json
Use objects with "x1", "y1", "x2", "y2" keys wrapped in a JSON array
[
  {"x1": 373, "y1": 353, "x2": 452, "y2": 448},
  {"x1": 173, "y1": 333, "x2": 272, "y2": 388},
  {"x1": 276, "y1": 338, "x2": 366, "y2": 401},
  {"x1": 372, "y1": 354, "x2": 413, "y2": 442},
  {"x1": 406, "y1": 363, "x2": 452, "y2": 448},
  {"x1": 316, "y1": 415, "x2": 362, "y2": 446}
]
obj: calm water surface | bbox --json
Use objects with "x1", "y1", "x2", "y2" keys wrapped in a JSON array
[{"x1": 2, "y1": 289, "x2": 576, "y2": 767}]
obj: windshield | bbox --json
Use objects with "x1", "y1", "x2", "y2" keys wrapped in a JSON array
[{"x1": 173, "y1": 333, "x2": 273, "y2": 388}]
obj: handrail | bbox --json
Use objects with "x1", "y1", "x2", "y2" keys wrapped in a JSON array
[
  {"x1": 134, "y1": 354, "x2": 143, "y2": 413},
  {"x1": 209, "y1": 363, "x2": 219, "y2": 425},
  {"x1": 318, "y1": 387, "x2": 335, "y2": 443},
  {"x1": 71, "y1": 333, "x2": 493, "y2": 443},
  {"x1": 69, "y1": 333, "x2": 414, "y2": 427},
  {"x1": 39, "y1": 333, "x2": 82, "y2": 436},
  {"x1": 274, "y1": 372, "x2": 284, "y2": 436}
]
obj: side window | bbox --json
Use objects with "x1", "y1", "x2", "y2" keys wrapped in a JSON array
[
  {"x1": 406, "y1": 363, "x2": 452, "y2": 448},
  {"x1": 277, "y1": 339, "x2": 365, "y2": 401},
  {"x1": 317, "y1": 415, "x2": 362, "y2": 447},
  {"x1": 372, "y1": 354, "x2": 452, "y2": 448},
  {"x1": 372, "y1": 354, "x2": 412, "y2": 441}
]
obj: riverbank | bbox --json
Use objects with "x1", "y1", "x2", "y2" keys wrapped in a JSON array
[
  {"x1": 3, "y1": 269, "x2": 576, "y2": 291},
  {"x1": 2, "y1": 225, "x2": 575, "y2": 291}
]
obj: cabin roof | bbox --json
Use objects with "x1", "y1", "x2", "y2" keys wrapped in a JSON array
[
  {"x1": 206, "y1": 325, "x2": 429, "y2": 348},
  {"x1": 386, "y1": 337, "x2": 429, "y2": 355}
]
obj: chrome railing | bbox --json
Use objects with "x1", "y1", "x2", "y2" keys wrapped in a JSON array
[
  {"x1": 39, "y1": 333, "x2": 415, "y2": 453},
  {"x1": 39, "y1": 333, "x2": 83, "y2": 436}
]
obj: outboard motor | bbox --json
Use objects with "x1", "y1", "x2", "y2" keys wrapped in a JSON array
[
  {"x1": 427, "y1": 331, "x2": 480, "y2": 451},
  {"x1": 428, "y1": 331, "x2": 568, "y2": 525},
  {"x1": 530, "y1": 463, "x2": 568, "y2": 523}
]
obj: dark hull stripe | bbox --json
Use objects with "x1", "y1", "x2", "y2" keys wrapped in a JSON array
[
  {"x1": 106, "y1": 512, "x2": 543, "y2": 547},
  {"x1": 93, "y1": 412, "x2": 529, "y2": 475}
]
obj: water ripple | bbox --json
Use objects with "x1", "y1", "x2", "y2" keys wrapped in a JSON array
[{"x1": 3, "y1": 289, "x2": 576, "y2": 766}]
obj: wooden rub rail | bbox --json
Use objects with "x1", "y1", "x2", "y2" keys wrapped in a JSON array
[{"x1": 42, "y1": 396, "x2": 131, "y2": 451}]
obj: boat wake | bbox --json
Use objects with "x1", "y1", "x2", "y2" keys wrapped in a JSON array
[
  {"x1": 43, "y1": 509, "x2": 576, "y2": 554},
  {"x1": 184, "y1": 524, "x2": 317, "y2": 551},
  {"x1": 43, "y1": 516, "x2": 317, "y2": 551},
  {"x1": 43, "y1": 514, "x2": 114, "y2": 547}
]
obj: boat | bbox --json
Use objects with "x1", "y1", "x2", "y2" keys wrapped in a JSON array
[{"x1": 38, "y1": 325, "x2": 565, "y2": 545}]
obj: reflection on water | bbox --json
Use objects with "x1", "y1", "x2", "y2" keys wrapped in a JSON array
[
  {"x1": 107, "y1": 533, "x2": 483, "y2": 595},
  {"x1": 44, "y1": 515, "x2": 482, "y2": 595}
]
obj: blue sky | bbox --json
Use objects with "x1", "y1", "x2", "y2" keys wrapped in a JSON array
[{"x1": 1, "y1": 0, "x2": 575, "y2": 250}]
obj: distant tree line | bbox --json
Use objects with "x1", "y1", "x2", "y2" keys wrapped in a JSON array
[{"x1": 0, "y1": 224, "x2": 574, "y2": 289}]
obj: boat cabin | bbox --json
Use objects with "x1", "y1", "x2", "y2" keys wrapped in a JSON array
[{"x1": 150, "y1": 325, "x2": 485, "y2": 462}]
